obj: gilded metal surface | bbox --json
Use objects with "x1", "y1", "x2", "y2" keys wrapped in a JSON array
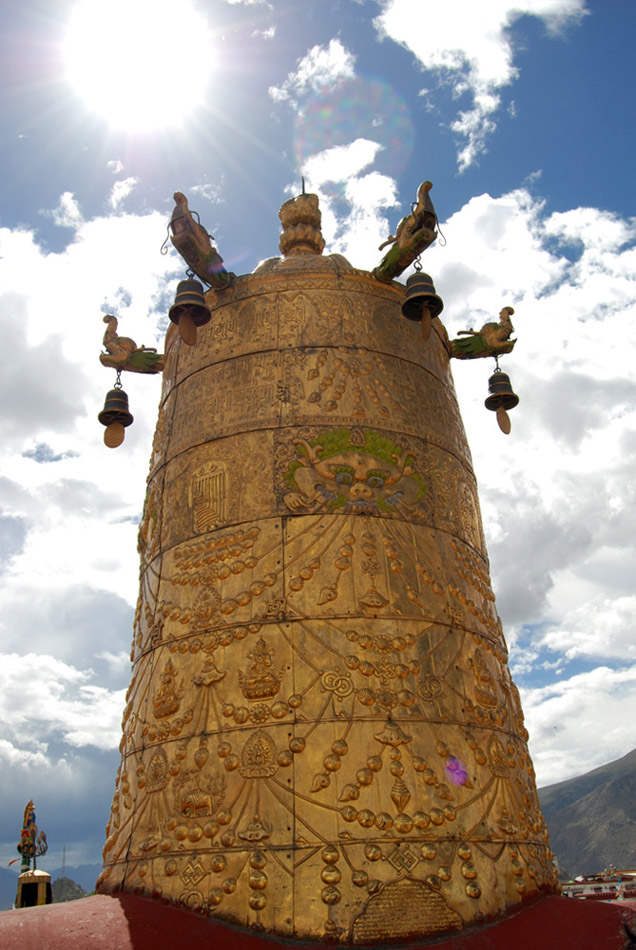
[{"x1": 98, "y1": 250, "x2": 558, "y2": 942}]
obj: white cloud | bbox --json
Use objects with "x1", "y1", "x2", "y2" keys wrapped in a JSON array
[
  {"x1": 298, "y1": 139, "x2": 399, "y2": 267},
  {"x1": 334, "y1": 172, "x2": 399, "y2": 263},
  {"x1": 0, "y1": 653, "x2": 125, "y2": 751},
  {"x1": 0, "y1": 585, "x2": 134, "y2": 675},
  {"x1": 540, "y1": 596, "x2": 636, "y2": 663},
  {"x1": 0, "y1": 206, "x2": 181, "y2": 356},
  {"x1": 0, "y1": 200, "x2": 182, "y2": 846},
  {"x1": 0, "y1": 218, "x2": 171, "y2": 657},
  {"x1": 521, "y1": 665, "x2": 636, "y2": 786},
  {"x1": 269, "y1": 39, "x2": 355, "y2": 105},
  {"x1": 106, "y1": 159, "x2": 124, "y2": 174},
  {"x1": 45, "y1": 191, "x2": 84, "y2": 229},
  {"x1": 190, "y1": 178, "x2": 226, "y2": 204},
  {"x1": 373, "y1": 0, "x2": 587, "y2": 169},
  {"x1": 0, "y1": 739, "x2": 50, "y2": 768},
  {"x1": 96, "y1": 650, "x2": 132, "y2": 676},
  {"x1": 0, "y1": 295, "x2": 90, "y2": 443},
  {"x1": 303, "y1": 138, "x2": 383, "y2": 187},
  {"x1": 108, "y1": 176, "x2": 139, "y2": 210}
]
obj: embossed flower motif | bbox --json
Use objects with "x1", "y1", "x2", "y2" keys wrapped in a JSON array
[
  {"x1": 375, "y1": 689, "x2": 398, "y2": 711},
  {"x1": 373, "y1": 635, "x2": 393, "y2": 654},
  {"x1": 201, "y1": 567, "x2": 220, "y2": 584},
  {"x1": 249, "y1": 703, "x2": 270, "y2": 724}
]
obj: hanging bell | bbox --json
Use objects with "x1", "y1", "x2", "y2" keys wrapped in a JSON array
[
  {"x1": 98, "y1": 387, "x2": 134, "y2": 448},
  {"x1": 401, "y1": 272, "x2": 444, "y2": 340},
  {"x1": 485, "y1": 369, "x2": 519, "y2": 435},
  {"x1": 169, "y1": 279, "x2": 210, "y2": 346}
]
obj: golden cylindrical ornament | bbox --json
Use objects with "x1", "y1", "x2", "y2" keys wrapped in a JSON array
[{"x1": 98, "y1": 238, "x2": 557, "y2": 943}]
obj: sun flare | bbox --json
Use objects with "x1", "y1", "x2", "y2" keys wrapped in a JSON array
[{"x1": 63, "y1": 0, "x2": 214, "y2": 132}]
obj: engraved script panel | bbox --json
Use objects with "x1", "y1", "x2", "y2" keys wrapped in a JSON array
[{"x1": 189, "y1": 461, "x2": 228, "y2": 533}]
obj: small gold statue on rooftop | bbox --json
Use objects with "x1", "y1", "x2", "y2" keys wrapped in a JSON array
[
  {"x1": 15, "y1": 801, "x2": 47, "y2": 871},
  {"x1": 167, "y1": 191, "x2": 233, "y2": 290},
  {"x1": 99, "y1": 315, "x2": 164, "y2": 374},
  {"x1": 450, "y1": 306, "x2": 517, "y2": 360},
  {"x1": 374, "y1": 180, "x2": 438, "y2": 283}
]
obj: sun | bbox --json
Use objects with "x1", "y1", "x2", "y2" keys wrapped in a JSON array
[{"x1": 62, "y1": 0, "x2": 214, "y2": 132}]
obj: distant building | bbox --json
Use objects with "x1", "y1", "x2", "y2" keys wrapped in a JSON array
[
  {"x1": 562, "y1": 869, "x2": 636, "y2": 901},
  {"x1": 15, "y1": 869, "x2": 52, "y2": 908}
]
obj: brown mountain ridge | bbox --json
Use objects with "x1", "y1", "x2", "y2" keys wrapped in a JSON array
[{"x1": 539, "y1": 747, "x2": 636, "y2": 876}]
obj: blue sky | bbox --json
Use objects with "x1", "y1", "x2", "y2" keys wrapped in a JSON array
[{"x1": 1, "y1": 0, "x2": 635, "y2": 872}]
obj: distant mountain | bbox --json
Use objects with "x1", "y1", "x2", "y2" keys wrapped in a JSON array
[
  {"x1": 52, "y1": 876, "x2": 87, "y2": 903},
  {"x1": 50, "y1": 864, "x2": 101, "y2": 894},
  {"x1": 0, "y1": 868, "x2": 18, "y2": 911},
  {"x1": 539, "y1": 747, "x2": 636, "y2": 876}
]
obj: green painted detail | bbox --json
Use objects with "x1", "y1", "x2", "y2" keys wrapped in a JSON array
[{"x1": 284, "y1": 427, "x2": 427, "y2": 503}]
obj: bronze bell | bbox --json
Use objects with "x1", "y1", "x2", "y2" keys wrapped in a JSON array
[
  {"x1": 401, "y1": 272, "x2": 444, "y2": 340},
  {"x1": 169, "y1": 279, "x2": 210, "y2": 346},
  {"x1": 98, "y1": 387, "x2": 134, "y2": 448},
  {"x1": 485, "y1": 369, "x2": 519, "y2": 435}
]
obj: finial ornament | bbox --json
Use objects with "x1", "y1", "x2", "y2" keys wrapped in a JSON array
[
  {"x1": 99, "y1": 315, "x2": 165, "y2": 374},
  {"x1": 166, "y1": 192, "x2": 234, "y2": 290},
  {"x1": 374, "y1": 180, "x2": 438, "y2": 283},
  {"x1": 16, "y1": 801, "x2": 47, "y2": 871},
  {"x1": 279, "y1": 191, "x2": 325, "y2": 256},
  {"x1": 450, "y1": 306, "x2": 516, "y2": 360}
]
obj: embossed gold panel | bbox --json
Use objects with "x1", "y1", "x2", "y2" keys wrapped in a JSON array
[{"x1": 99, "y1": 249, "x2": 557, "y2": 942}]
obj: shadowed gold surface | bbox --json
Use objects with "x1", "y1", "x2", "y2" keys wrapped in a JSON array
[{"x1": 98, "y1": 251, "x2": 557, "y2": 942}]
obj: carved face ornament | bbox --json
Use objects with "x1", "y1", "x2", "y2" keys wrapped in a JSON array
[{"x1": 292, "y1": 439, "x2": 417, "y2": 515}]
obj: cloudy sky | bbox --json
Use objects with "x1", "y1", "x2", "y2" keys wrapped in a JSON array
[{"x1": 1, "y1": 0, "x2": 635, "y2": 871}]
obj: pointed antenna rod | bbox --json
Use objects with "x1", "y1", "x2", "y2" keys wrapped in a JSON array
[{"x1": 301, "y1": 176, "x2": 306, "y2": 195}]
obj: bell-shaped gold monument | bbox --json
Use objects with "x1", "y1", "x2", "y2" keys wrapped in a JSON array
[{"x1": 97, "y1": 190, "x2": 558, "y2": 944}]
